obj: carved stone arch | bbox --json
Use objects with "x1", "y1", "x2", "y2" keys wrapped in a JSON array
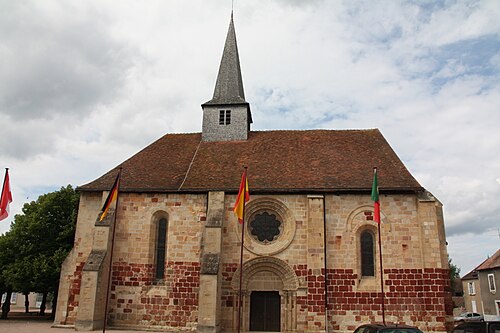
[
  {"x1": 345, "y1": 204, "x2": 390, "y2": 233},
  {"x1": 231, "y1": 257, "x2": 299, "y2": 291},
  {"x1": 230, "y1": 257, "x2": 299, "y2": 332},
  {"x1": 151, "y1": 209, "x2": 169, "y2": 224},
  {"x1": 238, "y1": 197, "x2": 296, "y2": 256}
]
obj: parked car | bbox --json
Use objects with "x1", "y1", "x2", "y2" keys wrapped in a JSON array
[
  {"x1": 452, "y1": 321, "x2": 500, "y2": 333},
  {"x1": 454, "y1": 312, "x2": 485, "y2": 322},
  {"x1": 353, "y1": 323, "x2": 424, "y2": 333}
]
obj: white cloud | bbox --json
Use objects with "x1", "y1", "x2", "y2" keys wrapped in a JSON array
[{"x1": 0, "y1": 0, "x2": 499, "y2": 273}]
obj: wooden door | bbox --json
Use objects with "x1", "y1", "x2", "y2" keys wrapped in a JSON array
[{"x1": 249, "y1": 291, "x2": 280, "y2": 332}]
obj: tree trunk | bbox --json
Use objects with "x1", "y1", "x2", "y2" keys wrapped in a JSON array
[
  {"x1": 24, "y1": 292, "x2": 29, "y2": 313},
  {"x1": 50, "y1": 288, "x2": 58, "y2": 320},
  {"x1": 39, "y1": 292, "x2": 47, "y2": 316},
  {"x1": 1, "y1": 290, "x2": 12, "y2": 320}
]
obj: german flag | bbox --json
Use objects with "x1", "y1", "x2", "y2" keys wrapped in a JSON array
[{"x1": 99, "y1": 172, "x2": 120, "y2": 222}]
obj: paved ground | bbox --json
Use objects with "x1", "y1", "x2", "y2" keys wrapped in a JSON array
[{"x1": 0, "y1": 311, "x2": 166, "y2": 333}]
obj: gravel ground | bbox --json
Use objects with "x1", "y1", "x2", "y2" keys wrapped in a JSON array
[{"x1": 0, "y1": 312, "x2": 168, "y2": 333}]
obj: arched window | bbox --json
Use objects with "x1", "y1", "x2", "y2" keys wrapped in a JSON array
[
  {"x1": 360, "y1": 230, "x2": 375, "y2": 277},
  {"x1": 155, "y1": 218, "x2": 168, "y2": 280}
]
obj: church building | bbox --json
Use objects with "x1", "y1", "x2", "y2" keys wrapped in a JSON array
[{"x1": 54, "y1": 14, "x2": 452, "y2": 333}]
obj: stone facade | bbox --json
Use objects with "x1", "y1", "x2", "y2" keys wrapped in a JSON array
[{"x1": 55, "y1": 191, "x2": 452, "y2": 332}]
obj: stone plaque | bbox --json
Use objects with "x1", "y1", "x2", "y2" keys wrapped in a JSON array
[
  {"x1": 206, "y1": 208, "x2": 223, "y2": 227},
  {"x1": 95, "y1": 208, "x2": 115, "y2": 226},
  {"x1": 201, "y1": 253, "x2": 220, "y2": 275},
  {"x1": 83, "y1": 250, "x2": 107, "y2": 271}
]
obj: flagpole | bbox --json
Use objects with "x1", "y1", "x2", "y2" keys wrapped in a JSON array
[
  {"x1": 237, "y1": 166, "x2": 247, "y2": 333},
  {"x1": 378, "y1": 218, "x2": 386, "y2": 325},
  {"x1": 102, "y1": 168, "x2": 122, "y2": 333},
  {"x1": 373, "y1": 167, "x2": 386, "y2": 325}
]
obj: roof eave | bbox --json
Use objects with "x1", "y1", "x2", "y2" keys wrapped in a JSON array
[{"x1": 77, "y1": 186, "x2": 424, "y2": 195}]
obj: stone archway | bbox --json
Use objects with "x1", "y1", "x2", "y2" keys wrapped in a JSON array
[{"x1": 231, "y1": 257, "x2": 299, "y2": 332}]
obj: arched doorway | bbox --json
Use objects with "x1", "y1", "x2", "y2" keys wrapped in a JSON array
[{"x1": 231, "y1": 257, "x2": 299, "y2": 332}]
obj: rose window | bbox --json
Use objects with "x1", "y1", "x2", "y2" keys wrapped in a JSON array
[{"x1": 249, "y1": 212, "x2": 282, "y2": 243}]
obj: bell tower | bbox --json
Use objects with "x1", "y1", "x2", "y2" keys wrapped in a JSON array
[{"x1": 201, "y1": 13, "x2": 252, "y2": 142}]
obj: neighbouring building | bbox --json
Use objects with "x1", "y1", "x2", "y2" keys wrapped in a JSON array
[
  {"x1": 1, "y1": 292, "x2": 51, "y2": 312},
  {"x1": 54, "y1": 13, "x2": 452, "y2": 333},
  {"x1": 461, "y1": 249, "x2": 500, "y2": 321}
]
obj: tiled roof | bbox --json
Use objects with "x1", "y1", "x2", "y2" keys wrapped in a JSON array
[
  {"x1": 78, "y1": 129, "x2": 422, "y2": 193},
  {"x1": 461, "y1": 250, "x2": 500, "y2": 279},
  {"x1": 477, "y1": 249, "x2": 500, "y2": 271},
  {"x1": 461, "y1": 269, "x2": 479, "y2": 280}
]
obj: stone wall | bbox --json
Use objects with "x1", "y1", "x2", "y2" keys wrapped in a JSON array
[
  {"x1": 55, "y1": 191, "x2": 451, "y2": 332},
  {"x1": 327, "y1": 268, "x2": 450, "y2": 332},
  {"x1": 54, "y1": 191, "x2": 101, "y2": 326},
  {"x1": 55, "y1": 192, "x2": 206, "y2": 330}
]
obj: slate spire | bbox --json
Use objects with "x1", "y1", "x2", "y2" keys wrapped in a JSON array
[
  {"x1": 201, "y1": 12, "x2": 252, "y2": 142},
  {"x1": 204, "y1": 12, "x2": 247, "y2": 105}
]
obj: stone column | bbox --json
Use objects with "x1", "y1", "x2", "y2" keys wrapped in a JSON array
[
  {"x1": 417, "y1": 191, "x2": 448, "y2": 269},
  {"x1": 197, "y1": 191, "x2": 225, "y2": 333},
  {"x1": 307, "y1": 195, "x2": 326, "y2": 333},
  {"x1": 75, "y1": 201, "x2": 116, "y2": 331}
]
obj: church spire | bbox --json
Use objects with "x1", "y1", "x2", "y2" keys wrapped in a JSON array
[
  {"x1": 204, "y1": 12, "x2": 247, "y2": 105},
  {"x1": 201, "y1": 13, "x2": 252, "y2": 142}
]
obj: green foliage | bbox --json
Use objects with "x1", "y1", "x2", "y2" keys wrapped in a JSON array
[
  {"x1": 449, "y1": 257, "x2": 461, "y2": 291},
  {"x1": 0, "y1": 185, "x2": 79, "y2": 296}
]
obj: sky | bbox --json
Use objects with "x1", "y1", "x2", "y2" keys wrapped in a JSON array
[{"x1": 0, "y1": 0, "x2": 499, "y2": 276}]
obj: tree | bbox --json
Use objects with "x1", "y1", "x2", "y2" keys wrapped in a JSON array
[
  {"x1": 0, "y1": 231, "x2": 16, "y2": 319},
  {"x1": 0, "y1": 185, "x2": 79, "y2": 318},
  {"x1": 449, "y1": 257, "x2": 461, "y2": 295}
]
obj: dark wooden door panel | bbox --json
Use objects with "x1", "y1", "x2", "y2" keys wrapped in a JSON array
[{"x1": 250, "y1": 291, "x2": 280, "y2": 332}]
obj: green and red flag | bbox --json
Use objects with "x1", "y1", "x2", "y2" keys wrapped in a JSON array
[
  {"x1": 99, "y1": 172, "x2": 120, "y2": 222},
  {"x1": 233, "y1": 169, "x2": 250, "y2": 224},
  {"x1": 371, "y1": 167, "x2": 381, "y2": 224},
  {"x1": 0, "y1": 168, "x2": 12, "y2": 221}
]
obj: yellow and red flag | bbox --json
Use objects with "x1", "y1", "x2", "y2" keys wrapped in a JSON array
[
  {"x1": 99, "y1": 172, "x2": 120, "y2": 222},
  {"x1": 233, "y1": 169, "x2": 250, "y2": 224}
]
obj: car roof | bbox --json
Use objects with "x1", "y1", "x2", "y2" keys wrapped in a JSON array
[{"x1": 359, "y1": 324, "x2": 421, "y2": 329}]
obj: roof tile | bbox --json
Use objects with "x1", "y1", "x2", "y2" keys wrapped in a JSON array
[{"x1": 79, "y1": 129, "x2": 422, "y2": 193}]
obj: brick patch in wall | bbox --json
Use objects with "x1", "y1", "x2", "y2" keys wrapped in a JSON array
[
  {"x1": 327, "y1": 268, "x2": 452, "y2": 332},
  {"x1": 64, "y1": 261, "x2": 85, "y2": 325},
  {"x1": 111, "y1": 261, "x2": 200, "y2": 328}
]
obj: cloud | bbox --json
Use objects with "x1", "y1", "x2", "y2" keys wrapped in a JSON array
[
  {"x1": 0, "y1": 0, "x2": 499, "y2": 274},
  {"x1": 0, "y1": 2, "x2": 133, "y2": 120}
]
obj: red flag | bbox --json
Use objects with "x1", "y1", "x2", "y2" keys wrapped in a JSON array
[
  {"x1": 233, "y1": 169, "x2": 250, "y2": 224},
  {"x1": 0, "y1": 169, "x2": 13, "y2": 221}
]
